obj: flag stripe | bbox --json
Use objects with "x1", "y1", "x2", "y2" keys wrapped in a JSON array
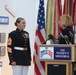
[
  {"x1": 73, "y1": 0, "x2": 76, "y2": 24},
  {"x1": 54, "y1": 0, "x2": 62, "y2": 38},
  {"x1": 34, "y1": 42, "x2": 38, "y2": 54},
  {"x1": 58, "y1": 0, "x2": 62, "y2": 37},
  {"x1": 33, "y1": 48, "x2": 45, "y2": 75},
  {"x1": 35, "y1": 36, "x2": 41, "y2": 44},
  {"x1": 37, "y1": 30, "x2": 45, "y2": 43},
  {"x1": 35, "y1": 52, "x2": 45, "y2": 74},
  {"x1": 63, "y1": 0, "x2": 69, "y2": 14}
]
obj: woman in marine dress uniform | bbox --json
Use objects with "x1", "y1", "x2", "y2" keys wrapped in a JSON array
[{"x1": 7, "y1": 17, "x2": 31, "y2": 75}]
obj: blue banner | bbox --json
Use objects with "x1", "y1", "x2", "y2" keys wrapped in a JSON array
[
  {"x1": 54, "y1": 47, "x2": 71, "y2": 60},
  {"x1": 0, "y1": 16, "x2": 9, "y2": 24}
]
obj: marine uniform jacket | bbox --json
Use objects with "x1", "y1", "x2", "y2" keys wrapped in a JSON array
[{"x1": 7, "y1": 28, "x2": 31, "y2": 66}]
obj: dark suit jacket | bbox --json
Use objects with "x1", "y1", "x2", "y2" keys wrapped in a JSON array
[{"x1": 59, "y1": 26, "x2": 73, "y2": 44}]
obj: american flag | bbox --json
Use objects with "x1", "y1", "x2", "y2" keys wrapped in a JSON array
[{"x1": 33, "y1": 0, "x2": 46, "y2": 75}]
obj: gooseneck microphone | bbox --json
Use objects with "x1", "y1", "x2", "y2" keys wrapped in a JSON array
[
  {"x1": 69, "y1": 31, "x2": 73, "y2": 37},
  {"x1": 60, "y1": 32, "x2": 64, "y2": 38},
  {"x1": 60, "y1": 32, "x2": 71, "y2": 44},
  {"x1": 42, "y1": 34, "x2": 54, "y2": 44},
  {"x1": 69, "y1": 31, "x2": 73, "y2": 44}
]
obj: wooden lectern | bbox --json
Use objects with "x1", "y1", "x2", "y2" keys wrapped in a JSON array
[{"x1": 38, "y1": 44, "x2": 76, "y2": 75}]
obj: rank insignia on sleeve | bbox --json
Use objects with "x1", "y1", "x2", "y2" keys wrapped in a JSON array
[{"x1": 7, "y1": 37, "x2": 12, "y2": 45}]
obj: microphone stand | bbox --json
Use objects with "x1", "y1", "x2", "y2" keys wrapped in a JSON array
[
  {"x1": 70, "y1": 36, "x2": 72, "y2": 44},
  {"x1": 65, "y1": 38, "x2": 71, "y2": 44},
  {"x1": 69, "y1": 31, "x2": 73, "y2": 44},
  {"x1": 42, "y1": 34, "x2": 54, "y2": 44},
  {"x1": 42, "y1": 40, "x2": 47, "y2": 44}
]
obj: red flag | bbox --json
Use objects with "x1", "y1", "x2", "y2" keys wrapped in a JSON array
[
  {"x1": 53, "y1": 0, "x2": 56, "y2": 37},
  {"x1": 73, "y1": 0, "x2": 76, "y2": 25},
  {"x1": 54, "y1": 0, "x2": 62, "y2": 38},
  {"x1": 33, "y1": 0, "x2": 46, "y2": 75},
  {"x1": 58, "y1": 0, "x2": 62, "y2": 37},
  {"x1": 73, "y1": 0, "x2": 76, "y2": 44},
  {"x1": 69, "y1": 0, "x2": 74, "y2": 17},
  {"x1": 63, "y1": 0, "x2": 69, "y2": 14}
]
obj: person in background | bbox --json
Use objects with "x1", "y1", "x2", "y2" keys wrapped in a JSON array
[
  {"x1": 7, "y1": 17, "x2": 31, "y2": 75},
  {"x1": 58, "y1": 14, "x2": 74, "y2": 44}
]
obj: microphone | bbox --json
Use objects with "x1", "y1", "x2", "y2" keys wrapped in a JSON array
[
  {"x1": 42, "y1": 34, "x2": 54, "y2": 44},
  {"x1": 47, "y1": 34, "x2": 54, "y2": 40},
  {"x1": 60, "y1": 32, "x2": 71, "y2": 44},
  {"x1": 69, "y1": 31, "x2": 73, "y2": 44},
  {"x1": 69, "y1": 31, "x2": 73, "y2": 37},
  {"x1": 60, "y1": 32, "x2": 64, "y2": 38},
  {"x1": 60, "y1": 32, "x2": 68, "y2": 39}
]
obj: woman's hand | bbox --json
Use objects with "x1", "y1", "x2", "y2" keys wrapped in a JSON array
[
  {"x1": 63, "y1": 35, "x2": 68, "y2": 39},
  {"x1": 11, "y1": 61, "x2": 16, "y2": 66}
]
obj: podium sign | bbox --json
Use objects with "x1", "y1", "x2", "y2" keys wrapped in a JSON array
[
  {"x1": 54, "y1": 46, "x2": 71, "y2": 60},
  {"x1": 38, "y1": 44, "x2": 76, "y2": 62}
]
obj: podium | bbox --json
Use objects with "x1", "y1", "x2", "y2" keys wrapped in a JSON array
[{"x1": 38, "y1": 44, "x2": 76, "y2": 75}]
